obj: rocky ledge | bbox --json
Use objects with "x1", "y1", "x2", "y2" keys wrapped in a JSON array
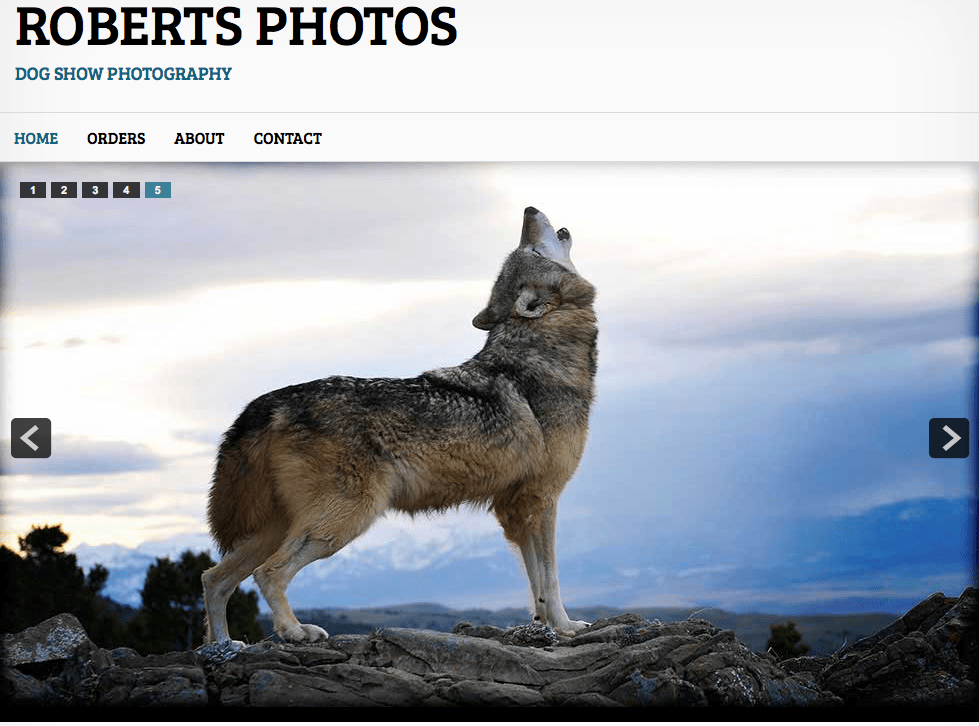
[{"x1": 2, "y1": 587, "x2": 974, "y2": 707}]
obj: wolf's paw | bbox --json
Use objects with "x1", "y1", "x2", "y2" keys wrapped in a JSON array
[
  {"x1": 554, "y1": 619, "x2": 591, "y2": 636},
  {"x1": 278, "y1": 623, "x2": 329, "y2": 643}
]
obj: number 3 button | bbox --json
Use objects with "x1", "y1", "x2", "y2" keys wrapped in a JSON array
[{"x1": 82, "y1": 182, "x2": 108, "y2": 198}]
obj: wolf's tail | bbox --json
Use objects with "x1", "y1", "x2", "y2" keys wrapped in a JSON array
[{"x1": 207, "y1": 423, "x2": 288, "y2": 556}]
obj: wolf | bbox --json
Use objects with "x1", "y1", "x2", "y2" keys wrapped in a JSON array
[{"x1": 202, "y1": 206, "x2": 598, "y2": 644}]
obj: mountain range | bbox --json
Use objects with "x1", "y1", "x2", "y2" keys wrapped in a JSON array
[{"x1": 70, "y1": 496, "x2": 974, "y2": 618}]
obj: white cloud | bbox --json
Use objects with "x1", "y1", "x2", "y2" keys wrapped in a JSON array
[
  {"x1": 1, "y1": 277, "x2": 485, "y2": 453},
  {"x1": 1, "y1": 435, "x2": 162, "y2": 476},
  {"x1": 826, "y1": 475, "x2": 972, "y2": 518}
]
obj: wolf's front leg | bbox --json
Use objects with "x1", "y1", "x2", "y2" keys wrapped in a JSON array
[
  {"x1": 531, "y1": 504, "x2": 590, "y2": 636},
  {"x1": 518, "y1": 537, "x2": 547, "y2": 623}
]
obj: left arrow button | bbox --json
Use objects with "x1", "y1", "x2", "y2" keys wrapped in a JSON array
[
  {"x1": 10, "y1": 418, "x2": 51, "y2": 458},
  {"x1": 20, "y1": 425, "x2": 40, "y2": 451}
]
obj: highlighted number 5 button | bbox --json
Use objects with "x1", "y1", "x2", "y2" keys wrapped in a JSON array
[{"x1": 145, "y1": 182, "x2": 171, "y2": 198}]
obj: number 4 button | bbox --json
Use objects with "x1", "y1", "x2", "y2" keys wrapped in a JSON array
[{"x1": 112, "y1": 182, "x2": 141, "y2": 198}]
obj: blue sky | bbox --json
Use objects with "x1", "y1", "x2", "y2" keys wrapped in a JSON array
[{"x1": 1, "y1": 163, "x2": 975, "y2": 614}]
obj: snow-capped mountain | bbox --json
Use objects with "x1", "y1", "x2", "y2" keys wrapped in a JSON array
[
  {"x1": 69, "y1": 497, "x2": 974, "y2": 615},
  {"x1": 71, "y1": 524, "x2": 518, "y2": 610}
]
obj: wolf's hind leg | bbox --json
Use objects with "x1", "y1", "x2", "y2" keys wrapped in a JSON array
[
  {"x1": 253, "y1": 535, "x2": 338, "y2": 643},
  {"x1": 254, "y1": 501, "x2": 377, "y2": 643},
  {"x1": 202, "y1": 534, "x2": 281, "y2": 644}
]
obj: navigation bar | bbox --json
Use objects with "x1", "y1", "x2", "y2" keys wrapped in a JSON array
[{"x1": 4, "y1": 112, "x2": 979, "y2": 163}]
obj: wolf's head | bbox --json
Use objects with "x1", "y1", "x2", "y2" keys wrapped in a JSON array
[{"x1": 473, "y1": 207, "x2": 594, "y2": 331}]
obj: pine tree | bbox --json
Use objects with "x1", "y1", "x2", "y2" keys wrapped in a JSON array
[
  {"x1": 2, "y1": 526, "x2": 264, "y2": 653},
  {"x1": 0, "y1": 525, "x2": 122, "y2": 646},
  {"x1": 766, "y1": 620, "x2": 811, "y2": 660},
  {"x1": 127, "y1": 550, "x2": 263, "y2": 653}
]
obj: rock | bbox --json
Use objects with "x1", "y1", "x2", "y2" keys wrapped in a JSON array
[
  {"x1": 1, "y1": 613, "x2": 92, "y2": 667},
  {"x1": 196, "y1": 639, "x2": 246, "y2": 666},
  {"x1": 108, "y1": 647, "x2": 143, "y2": 666},
  {"x1": 94, "y1": 665, "x2": 207, "y2": 707},
  {"x1": 60, "y1": 639, "x2": 114, "y2": 704},
  {"x1": 764, "y1": 675, "x2": 839, "y2": 707},
  {"x1": 560, "y1": 692, "x2": 625, "y2": 707},
  {"x1": 926, "y1": 586, "x2": 976, "y2": 667},
  {"x1": 219, "y1": 682, "x2": 249, "y2": 707},
  {"x1": 249, "y1": 664, "x2": 435, "y2": 706},
  {"x1": 451, "y1": 622, "x2": 507, "y2": 640},
  {"x1": 501, "y1": 641, "x2": 620, "y2": 685},
  {"x1": 0, "y1": 614, "x2": 114, "y2": 706},
  {"x1": 576, "y1": 613, "x2": 650, "y2": 631},
  {"x1": 499, "y1": 623, "x2": 559, "y2": 647},
  {"x1": 542, "y1": 623, "x2": 841, "y2": 706},
  {"x1": 818, "y1": 588, "x2": 976, "y2": 706},
  {"x1": 3, "y1": 589, "x2": 973, "y2": 706},
  {"x1": 442, "y1": 679, "x2": 548, "y2": 706},
  {"x1": 541, "y1": 646, "x2": 665, "y2": 703},
  {"x1": 119, "y1": 650, "x2": 200, "y2": 668},
  {"x1": 249, "y1": 669, "x2": 374, "y2": 707},
  {"x1": 779, "y1": 655, "x2": 833, "y2": 676},
  {"x1": 1, "y1": 665, "x2": 67, "y2": 706},
  {"x1": 452, "y1": 621, "x2": 560, "y2": 647},
  {"x1": 368, "y1": 628, "x2": 545, "y2": 686},
  {"x1": 294, "y1": 646, "x2": 349, "y2": 667},
  {"x1": 903, "y1": 592, "x2": 959, "y2": 634},
  {"x1": 608, "y1": 666, "x2": 708, "y2": 707},
  {"x1": 327, "y1": 633, "x2": 372, "y2": 659},
  {"x1": 846, "y1": 591, "x2": 958, "y2": 655},
  {"x1": 568, "y1": 622, "x2": 662, "y2": 648}
]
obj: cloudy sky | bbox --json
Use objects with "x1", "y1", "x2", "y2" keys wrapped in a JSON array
[{"x1": 1, "y1": 163, "x2": 976, "y2": 614}]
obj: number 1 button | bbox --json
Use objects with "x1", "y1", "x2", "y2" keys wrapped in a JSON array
[
  {"x1": 20, "y1": 182, "x2": 46, "y2": 198},
  {"x1": 112, "y1": 182, "x2": 141, "y2": 198}
]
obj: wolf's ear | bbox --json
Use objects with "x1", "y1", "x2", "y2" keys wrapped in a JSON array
[
  {"x1": 472, "y1": 307, "x2": 498, "y2": 330},
  {"x1": 512, "y1": 287, "x2": 552, "y2": 319}
]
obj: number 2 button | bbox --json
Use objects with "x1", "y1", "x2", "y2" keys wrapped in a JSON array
[{"x1": 52, "y1": 182, "x2": 78, "y2": 198}]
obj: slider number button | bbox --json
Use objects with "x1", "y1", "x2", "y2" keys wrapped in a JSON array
[{"x1": 145, "y1": 182, "x2": 171, "y2": 198}]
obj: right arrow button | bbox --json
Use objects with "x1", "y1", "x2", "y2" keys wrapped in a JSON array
[
  {"x1": 942, "y1": 425, "x2": 962, "y2": 452},
  {"x1": 930, "y1": 418, "x2": 969, "y2": 459}
]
